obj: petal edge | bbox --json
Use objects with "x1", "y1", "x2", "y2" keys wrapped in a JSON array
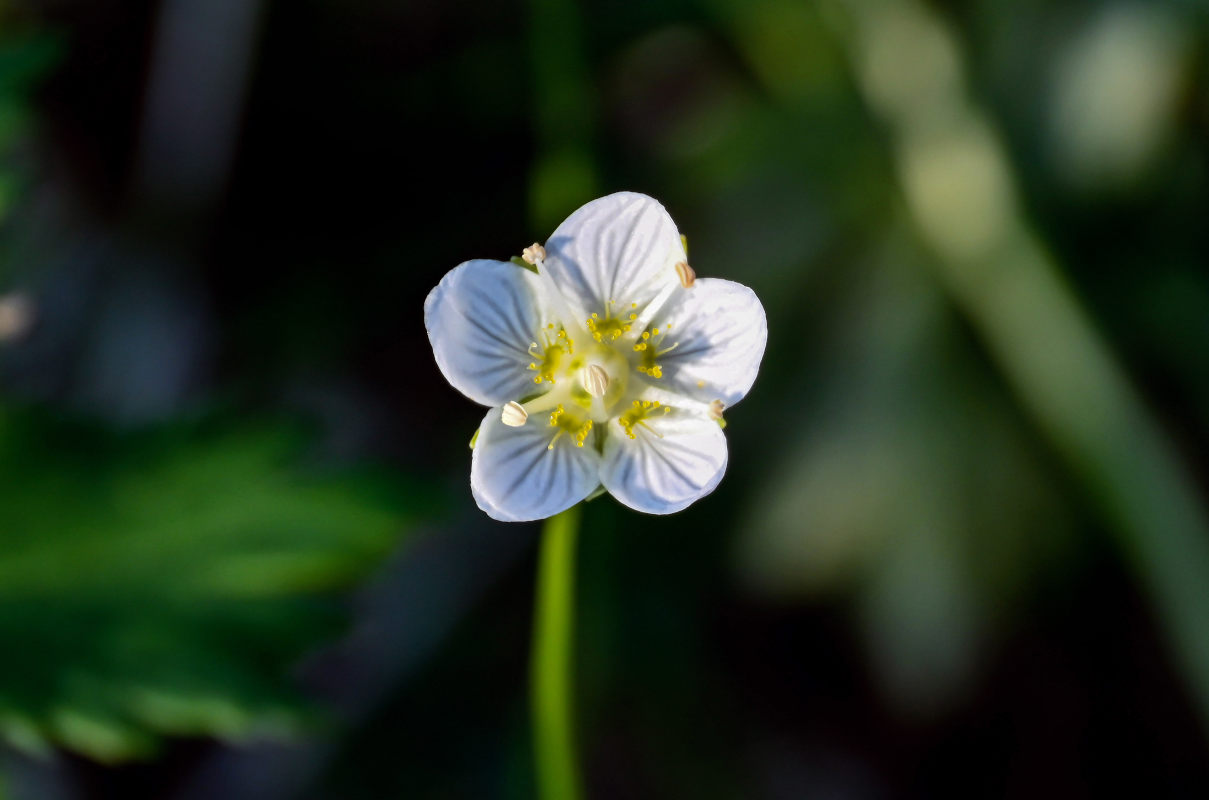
[
  {"x1": 425, "y1": 259, "x2": 546, "y2": 407},
  {"x1": 600, "y1": 413, "x2": 728, "y2": 515},
  {"x1": 655, "y1": 277, "x2": 767, "y2": 408},
  {"x1": 471, "y1": 406, "x2": 602, "y2": 522},
  {"x1": 542, "y1": 192, "x2": 687, "y2": 321}
]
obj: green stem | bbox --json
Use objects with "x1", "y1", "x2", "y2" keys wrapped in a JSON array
[{"x1": 530, "y1": 504, "x2": 583, "y2": 800}]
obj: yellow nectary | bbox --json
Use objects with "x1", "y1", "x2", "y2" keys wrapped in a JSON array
[
  {"x1": 585, "y1": 302, "x2": 637, "y2": 343},
  {"x1": 528, "y1": 324, "x2": 575, "y2": 385},
  {"x1": 547, "y1": 404, "x2": 594, "y2": 449},
  {"x1": 632, "y1": 324, "x2": 678, "y2": 379},
  {"x1": 617, "y1": 399, "x2": 671, "y2": 440}
]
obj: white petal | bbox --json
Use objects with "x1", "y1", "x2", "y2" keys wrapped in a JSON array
[
  {"x1": 542, "y1": 192, "x2": 687, "y2": 320},
  {"x1": 424, "y1": 259, "x2": 547, "y2": 407},
  {"x1": 655, "y1": 278, "x2": 767, "y2": 407},
  {"x1": 600, "y1": 412, "x2": 728, "y2": 515},
  {"x1": 471, "y1": 406, "x2": 602, "y2": 522}
]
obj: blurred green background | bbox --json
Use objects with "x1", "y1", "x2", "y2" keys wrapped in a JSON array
[{"x1": 1, "y1": 0, "x2": 1208, "y2": 797}]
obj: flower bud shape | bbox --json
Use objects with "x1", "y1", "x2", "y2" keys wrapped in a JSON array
[
  {"x1": 675, "y1": 261, "x2": 696, "y2": 288},
  {"x1": 581, "y1": 364, "x2": 610, "y2": 398},
  {"x1": 501, "y1": 400, "x2": 529, "y2": 427},
  {"x1": 522, "y1": 243, "x2": 547, "y2": 265}
]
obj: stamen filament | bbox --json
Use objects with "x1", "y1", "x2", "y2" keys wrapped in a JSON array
[
  {"x1": 522, "y1": 394, "x2": 564, "y2": 414},
  {"x1": 629, "y1": 385, "x2": 713, "y2": 415},
  {"x1": 636, "y1": 420, "x2": 664, "y2": 438},
  {"x1": 534, "y1": 263, "x2": 589, "y2": 340},
  {"x1": 625, "y1": 278, "x2": 679, "y2": 343}
]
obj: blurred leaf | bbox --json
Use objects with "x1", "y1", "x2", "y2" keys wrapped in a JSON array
[
  {"x1": 0, "y1": 407, "x2": 421, "y2": 763},
  {"x1": 0, "y1": 32, "x2": 62, "y2": 95},
  {"x1": 0, "y1": 97, "x2": 31, "y2": 152},
  {"x1": 0, "y1": 24, "x2": 59, "y2": 270},
  {"x1": 824, "y1": 0, "x2": 1209, "y2": 734},
  {"x1": 740, "y1": 246, "x2": 1073, "y2": 716}
]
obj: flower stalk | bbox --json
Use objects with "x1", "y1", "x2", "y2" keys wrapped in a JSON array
[{"x1": 530, "y1": 504, "x2": 583, "y2": 800}]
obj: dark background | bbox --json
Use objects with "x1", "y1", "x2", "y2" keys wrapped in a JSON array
[{"x1": 1, "y1": 0, "x2": 1208, "y2": 797}]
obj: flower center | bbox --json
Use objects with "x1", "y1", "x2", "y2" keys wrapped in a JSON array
[
  {"x1": 520, "y1": 335, "x2": 628, "y2": 416},
  {"x1": 575, "y1": 348, "x2": 629, "y2": 415},
  {"x1": 515, "y1": 292, "x2": 683, "y2": 447},
  {"x1": 582, "y1": 298, "x2": 680, "y2": 383}
]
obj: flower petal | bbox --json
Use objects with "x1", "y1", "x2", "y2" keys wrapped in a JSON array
[
  {"x1": 471, "y1": 406, "x2": 602, "y2": 522},
  {"x1": 424, "y1": 259, "x2": 547, "y2": 407},
  {"x1": 655, "y1": 278, "x2": 767, "y2": 407},
  {"x1": 600, "y1": 412, "x2": 728, "y2": 515},
  {"x1": 542, "y1": 192, "x2": 687, "y2": 320}
]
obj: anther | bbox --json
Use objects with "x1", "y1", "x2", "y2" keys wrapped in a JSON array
[
  {"x1": 708, "y1": 400, "x2": 725, "y2": 421},
  {"x1": 675, "y1": 261, "x2": 696, "y2": 288},
  {"x1": 581, "y1": 364, "x2": 609, "y2": 398},
  {"x1": 522, "y1": 243, "x2": 546, "y2": 265},
  {"x1": 501, "y1": 401, "x2": 529, "y2": 427}
]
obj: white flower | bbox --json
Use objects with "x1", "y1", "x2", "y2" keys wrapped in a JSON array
[{"x1": 424, "y1": 192, "x2": 767, "y2": 522}]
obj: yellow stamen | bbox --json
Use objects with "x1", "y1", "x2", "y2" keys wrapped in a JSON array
[
  {"x1": 527, "y1": 337, "x2": 566, "y2": 385},
  {"x1": 617, "y1": 399, "x2": 671, "y2": 439},
  {"x1": 546, "y1": 407, "x2": 594, "y2": 450}
]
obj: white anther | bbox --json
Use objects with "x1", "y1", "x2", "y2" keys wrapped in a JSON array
[
  {"x1": 521, "y1": 243, "x2": 547, "y2": 265},
  {"x1": 580, "y1": 364, "x2": 610, "y2": 398},
  {"x1": 501, "y1": 401, "x2": 529, "y2": 427},
  {"x1": 708, "y1": 399, "x2": 725, "y2": 420},
  {"x1": 675, "y1": 261, "x2": 696, "y2": 288}
]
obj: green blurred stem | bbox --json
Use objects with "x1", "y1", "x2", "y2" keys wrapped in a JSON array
[{"x1": 530, "y1": 505, "x2": 583, "y2": 800}]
